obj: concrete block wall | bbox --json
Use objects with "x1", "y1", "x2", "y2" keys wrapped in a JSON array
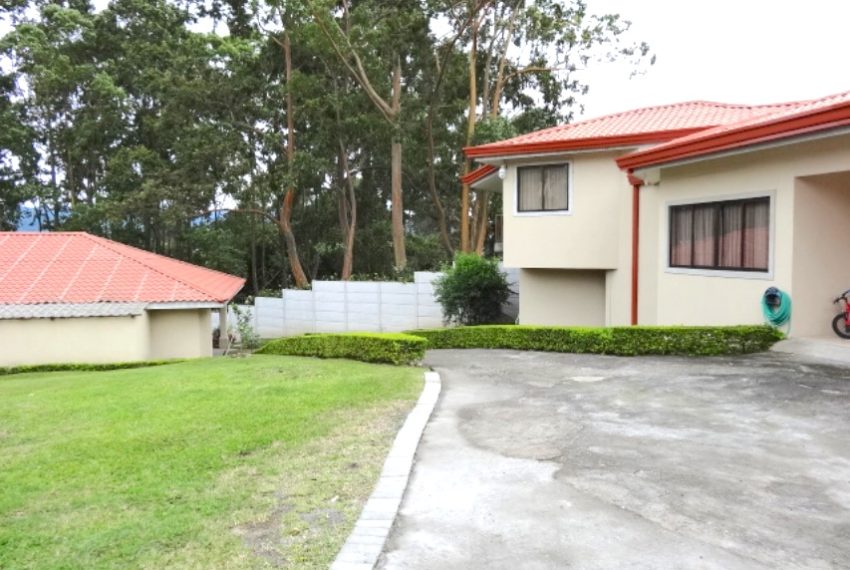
[{"x1": 223, "y1": 267, "x2": 519, "y2": 338}]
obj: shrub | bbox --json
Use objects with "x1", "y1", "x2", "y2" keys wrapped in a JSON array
[
  {"x1": 231, "y1": 304, "x2": 260, "y2": 350},
  {"x1": 434, "y1": 253, "x2": 511, "y2": 325},
  {"x1": 406, "y1": 325, "x2": 783, "y2": 356},
  {"x1": 0, "y1": 359, "x2": 184, "y2": 377},
  {"x1": 255, "y1": 332, "x2": 427, "y2": 365}
]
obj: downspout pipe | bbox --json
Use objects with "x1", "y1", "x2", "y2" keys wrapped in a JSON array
[{"x1": 628, "y1": 173, "x2": 644, "y2": 326}]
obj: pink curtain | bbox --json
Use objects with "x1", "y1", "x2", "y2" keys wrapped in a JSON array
[
  {"x1": 719, "y1": 202, "x2": 743, "y2": 267},
  {"x1": 743, "y1": 200, "x2": 769, "y2": 269},
  {"x1": 671, "y1": 206, "x2": 693, "y2": 266},
  {"x1": 543, "y1": 166, "x2": 569, "y2": 210},
  {"x1": 671, "y1": 198, "x2": 769, "y2": 270},
  {"x1": 518, "y1": 168, "x2": 542, "y2": 211},
  {"x1": 692, "y1": 205, "x2": 717, "y2": 266}
]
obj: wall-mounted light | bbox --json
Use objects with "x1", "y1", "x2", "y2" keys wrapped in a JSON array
[{"x1": 498, "y1": 165, "x2": 507, "y2": 180}]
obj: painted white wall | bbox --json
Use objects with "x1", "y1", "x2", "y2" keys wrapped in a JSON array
[
  {"x1": 639, "y1": 134, "x2": 850, "y2": 331},
  {"x1": 502, "y1": 151, "x2": 632, "y2": 270},
  {"x1": 0, "y1": 312, "x2": 150, "y2": 366},
  {"x1": 791, "y1": 172, "x2": 850, "y2": 337},
  {"x1": 148, "y1": 309, "x2": 212, "y2": 359},
  {"x1": 519, "y1": 269, "x2": 606, "y2": 326}
]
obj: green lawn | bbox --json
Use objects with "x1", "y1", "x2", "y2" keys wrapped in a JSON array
[{"x1": 0, "y1": 355, "x2": 422, "y2": 569}]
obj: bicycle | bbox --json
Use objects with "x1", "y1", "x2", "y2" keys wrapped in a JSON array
[{"x1": 832, "y1": 289, "x2": 850, "y2": 338}]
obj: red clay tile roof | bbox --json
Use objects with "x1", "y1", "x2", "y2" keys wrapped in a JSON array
[
  {"x1": 617, "y1": 91, "x2": 850, "y2": 170},
  {"x1": 0, "y1": 232, "x2": 245, "y2": 305},
  {"x1": 465, "y1": 100, "x2": 801, "y2": 159}
]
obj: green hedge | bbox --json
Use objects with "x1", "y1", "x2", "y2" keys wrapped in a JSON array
[
  {"x1": 0, "y1": 359, "x2": 185, "y2": 377},
  {"x1": 405, "y1": 325, "x2": 783, "y2": 356},
  {"x1": 256, "y1": 333, "x2": 427, "y2": 365}
]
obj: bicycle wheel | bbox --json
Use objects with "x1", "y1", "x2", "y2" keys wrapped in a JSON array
[{"x1": 832, "y1": 314, "x2": 850, "y2": 339}]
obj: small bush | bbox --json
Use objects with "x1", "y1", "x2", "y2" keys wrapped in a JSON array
[
  {"x1": 406, "y1": 325, "x2": 783, "y2": 356},
  {"x1": 434, "y1": 253, "x2": 511, "y2": 325},
  {"x1": 0, "y1": 359, "x2": 185, "y2": 377},
  {"x1": 231, "y1": 304, "x2": 260, "y2": 350},
  {"x1": 256, "y1": 332, "x2": 427, "y2": 365}
]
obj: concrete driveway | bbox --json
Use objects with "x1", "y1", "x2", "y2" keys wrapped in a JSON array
[{"x1": 379, "y1": 350, "x2": 850, "y2": 569}]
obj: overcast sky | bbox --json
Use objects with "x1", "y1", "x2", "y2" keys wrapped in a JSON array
[
  {"x1": 578, "y1": 0, "x2": 850, "y2": 119},
  {"x1": 2, "y1": 1, "x2": 848, "y2": 121}
]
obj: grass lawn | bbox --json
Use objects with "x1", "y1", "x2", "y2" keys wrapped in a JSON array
[{"x1": 0, "y1": 355, "x2": 422, "y2": 569}]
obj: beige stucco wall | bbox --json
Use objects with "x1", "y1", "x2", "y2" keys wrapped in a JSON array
[
  {"x1": 0, "y1": 308, "x2": 214, "y2": 367},
  {"x1": 518, "y1": 269, "x2": 606, "y2": 326},
  {"x1": 0, "y1": 312, "x2": 151, "y2": 367},
  {"x1": 637, "y1": 134, "x2": 850, "y2": 331},
  {"x1": 148, "y1": 309, "x2": 212, "y2": 360},
  {"x1": 502, "y1": 151, "x2": 633, "y2": 270},
  {"x1": 791, "y1": 172, "x2": 850, "y2": 337}
]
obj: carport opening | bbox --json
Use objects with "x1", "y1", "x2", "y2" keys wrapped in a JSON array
[{"x1": 792, "y1": 171, "x2": 850, "y2": 337}]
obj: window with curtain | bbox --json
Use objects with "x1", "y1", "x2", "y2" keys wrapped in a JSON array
[
  {"x1": 669, "y1": 197, "x2": 770, "y2": 271},
  {"x1": 517, "y1": 164, "x2": 570, "y2": 212}
]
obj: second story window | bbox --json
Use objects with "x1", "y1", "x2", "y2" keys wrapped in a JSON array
[{"x1": 517, "y1": 164, "x2": 570, "y2": 212}]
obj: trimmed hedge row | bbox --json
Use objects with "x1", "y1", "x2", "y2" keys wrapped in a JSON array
[
  {"x1": 0, "y1": 359, "x2": 185, "y2": 377},
  {"x1": 405, "y1": 325, "x2": 783, "y2": 356},
  {"x1": 256, "y1": 332, "x2": 427, "y2": 365}
]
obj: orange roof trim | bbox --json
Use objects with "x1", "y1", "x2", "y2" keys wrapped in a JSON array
[
  {"x1": 460, "y1": 164, "x2": 498, "y2": 185},
  {"x1": 0, "y1": 232, "x2": 245, "y2": 305}
]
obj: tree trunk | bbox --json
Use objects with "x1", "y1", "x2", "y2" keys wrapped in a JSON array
[
  {"x1": 475, "y1": 192, "x2": 490, "y2": 254},
  {"x1": 425, "y1": 109, "x2": 453, "y2": 255},
  {"x1": 390, "y1": 56, "x2": 406, "y2": 269},
  {"x1": 339, "y1": 146, "x2": 357, "y2": 280},
  {"x1": 461, "y1": 5, "x2": 480, "y2": 253},
  {"x1": 281, "y1": 30, "x2": 309, "y2": 288}
]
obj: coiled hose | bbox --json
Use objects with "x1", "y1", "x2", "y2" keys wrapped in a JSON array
[{"x1": 762, "y1": 288, "x2": 792, "y2": 327}]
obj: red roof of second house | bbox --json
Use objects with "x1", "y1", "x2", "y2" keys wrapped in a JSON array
[
  {"x1": 465, "y1": 100, "x2": 801, "y2": 159},
  {"x1": 617, "y1": 90, "x2": 850, "y2": 170},
  {"x1": 0, "y1": 232, "x2": 245, "y2": 305}
]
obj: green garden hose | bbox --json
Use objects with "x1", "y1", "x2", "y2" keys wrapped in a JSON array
[{"x1": 762, "y1": 288, "x2": 791, "y2": 328}]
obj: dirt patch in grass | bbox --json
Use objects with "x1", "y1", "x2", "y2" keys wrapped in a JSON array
[{"x1": 229, "y1": 401, "x2": 413, "y2": 568}]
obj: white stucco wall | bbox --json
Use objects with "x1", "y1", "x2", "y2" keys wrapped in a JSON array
[
  {"x1": 518, "y1": 269, "x2": 606, "y2": 326},
  {"x1": 637, "y1": 134, "x2": 850, "y2": 331},
  {"x1": 791, "y1": 172, "x2": 850, "y2": 337},
  {"x1": 499, "y1": 150, "x2": 635, "y2": 327},
  {"x1": 148, "y1": 309, "x2": 212, "y2": 360},
  {"x1": 502, "y1": 151, "x2": 633, "y2": 270},
  {"x1": 0, "y1": 308, "x2": 215, "y2": 367},
  {"x1": 0, "y1": 312, "x2": 151, "y2": 366}
]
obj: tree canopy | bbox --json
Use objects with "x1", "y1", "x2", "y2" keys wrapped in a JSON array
[{"x1": 0, "y1": 0, "x2": 652, "y2": 296}]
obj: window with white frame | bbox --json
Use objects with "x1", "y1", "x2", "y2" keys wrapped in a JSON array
[
  {"x1": 669, "y1": 196, "x2": 770, "y2": 272},
  {"x1": 517, "y1": 164, "x2": 570, "y2": 212}
]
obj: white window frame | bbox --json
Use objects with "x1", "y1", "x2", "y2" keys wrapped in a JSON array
[
  {"x1": 664, "y1": 190, "x2": 776, "y2": 280},
  {"x1": 513, "y1": 161, "x2": 573, "y2": 217}
]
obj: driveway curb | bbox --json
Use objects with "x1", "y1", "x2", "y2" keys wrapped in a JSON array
[{"x1": 330, "y1": 370, "x2": 441, "y2": 570}]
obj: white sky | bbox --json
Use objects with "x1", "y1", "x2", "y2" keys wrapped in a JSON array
[
  {"x1": 2, "y1": 0, "x2": 848, "y2": 121},
  {"x1": 578, "y1": 0, "x2": 850, "y2": 119}
]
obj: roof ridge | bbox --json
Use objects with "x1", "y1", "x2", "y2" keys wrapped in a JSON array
[
  {"x1": 79, "y1": 233, "x2": 227, "y2": 302},
  {"x1": 472, "y1": 99, "x2": 795, "y2": 150}
]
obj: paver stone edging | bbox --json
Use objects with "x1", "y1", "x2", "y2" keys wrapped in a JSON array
[{"x1": 331, "y1": 371, "x2": 441, "y2": 570}]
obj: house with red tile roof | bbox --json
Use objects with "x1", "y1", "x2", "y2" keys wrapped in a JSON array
[
  {"x1": 464, "y1": 90, "x2": 850, "y2": 336},
  {"x1": 0, "y1": 232, "x2": 245, "y2": 366}
]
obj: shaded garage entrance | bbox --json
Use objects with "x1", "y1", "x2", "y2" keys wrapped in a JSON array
[
  {"x1": 792, "y1": 170, "x2": 850, "y2": 337},
  {"x1": 380, "y1": 350, "x2": 850, "y2": 569}
]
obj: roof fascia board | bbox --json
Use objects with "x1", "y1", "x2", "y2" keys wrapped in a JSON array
[
  {"x1": 472, "y1": 145, "x2": 642, "y2": 165},
  {"x1": 630, "y1": 125, "x2": 850, "y2": 175}
]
